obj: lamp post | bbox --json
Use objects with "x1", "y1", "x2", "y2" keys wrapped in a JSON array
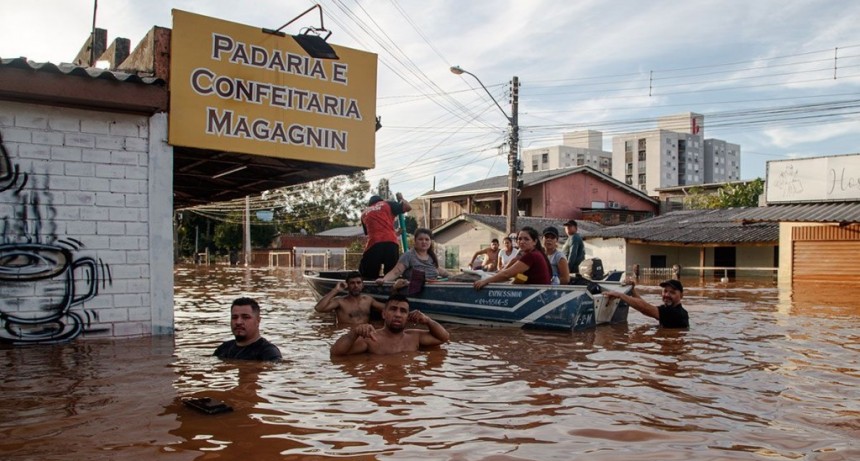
[{"x1": 450, "y1": 66, "x2": 520, "y2": 235}]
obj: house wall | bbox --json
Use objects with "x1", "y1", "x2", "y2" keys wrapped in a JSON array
[
  {"x1": 588, "y1": 237, "x2": 627, "y2": 273},
  {"x1": 0, "y1": 100, "x2": 173, "y2": 343},
  {"x1": 542, "y1": 173, "x2": 657, "y2": 220},
  {"x1": 434, "y1": 221, "x2": 504, "y2": 270}
]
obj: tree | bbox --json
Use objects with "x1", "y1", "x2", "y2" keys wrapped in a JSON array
[
  {"x1": 715, "y1": 178, "x2": 764, "y2": 208},
  {"x1": 684, "y1": 178, "x2": 764, "y2": 209},
  {"x1": 212, "y1": 213, "x2": 279, "y2": 251},
  {"x1": 268, "y1": 172, "x2": 370, "y2": 234}
]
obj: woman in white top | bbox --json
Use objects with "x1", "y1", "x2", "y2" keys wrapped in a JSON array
[
  {"x1": 541, "y1": 226, "x2": 570, "y2": 285},
  {"x1": 377, "y1": 228, "x2": 450, "y2": 284},
  {"x1": 497, "y1": 236, "x2": 519, "y2": 270}
]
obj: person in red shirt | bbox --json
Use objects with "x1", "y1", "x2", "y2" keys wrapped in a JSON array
[
  {"x1": 473, "y1": 226, "x2": 552, "y2": 289},
  {"x1": 358, "y1": 194, "x2": 411, "y2": 279}
]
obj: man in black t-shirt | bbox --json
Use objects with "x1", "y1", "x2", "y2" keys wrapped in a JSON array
[
  {"x1": 604, "y1": 279, "x2": 689, "y2": 329},
  {"x1": 214, "y1": 297, "x2": 282, "y2": 361}
]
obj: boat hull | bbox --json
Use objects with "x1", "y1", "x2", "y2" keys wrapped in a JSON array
[{"x1": 305, "y1": 272, "x2": 630, "y2": 331}]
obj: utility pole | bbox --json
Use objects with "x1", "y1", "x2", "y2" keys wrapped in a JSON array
[
  {"x1": 449, "y1": 66, "x2": 520, "y2": 235},
  {"x1": 506, "y1": 76, "x2": 520, "y2": 235}
]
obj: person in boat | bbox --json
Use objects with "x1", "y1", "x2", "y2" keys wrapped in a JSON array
[
  {"x1": 473, "y1": 227, "x2": 552, "y2": 289},
  {"x1": 214, "y1": 297, "x2": 282, "y2": 361},
  {"x1": 603, "y1": 279, "x2": 689, "y2": 328},
  {"x1": 376, "y1": 228, "x2": 450, "y2": 285},
  {"x1": 468, "y1": 238, "x2": 501, "y2": 272},
  {"x1": 560, "y1": 219, "x2": 585, "y2": 275},
  {"x1": 542, "y1": 226, "x2": 570, "y2": 285},
  {"x1": 497, "y1": 236, "x2": 519, "y2": 270},
  {"x1": 330, "y1": 293, "x2": 450, "y2": 356},
  {"x1": 359, "y1": 193, "x2": 412, "y2": 279},
  {"x1": 314, "y1": 271, "x2": 385, "y2": 325}
]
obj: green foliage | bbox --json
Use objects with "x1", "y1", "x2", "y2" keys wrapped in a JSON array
[
  {"x1": 683, "y1": 179, "x2": 764, "y2": 209},
  {"x1": 716, "y1": 178, "x2": 764, "y2": 208},
  {"x1": 404, "y1": 215, "x2": 418, "y2": 234},
  {"x1": 213, "y1": 214, "x2": 279, "y2": 250},
  {"x1": 269, "y1": 172, "x2": 370, "y2": 234}
]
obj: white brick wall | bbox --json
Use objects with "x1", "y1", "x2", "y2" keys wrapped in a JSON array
[{"x1": 0, "y1": 100, "x2": 173, "y2": 342}]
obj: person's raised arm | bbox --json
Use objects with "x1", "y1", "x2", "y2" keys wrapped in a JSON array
[
  {"x1": 469, "y1": 248, "x2": 487, "y2": 268},
  {"x1": 395, "y1": 192, "x2": 412, "y2": 213},
  {"x1": 314, "y1": 280, "x2": 346, "y2": 313},
  {"x1": 408, "y1": 310, "x2": 449, "y2": 346},
  {"x1": 473, "y1": 260, "x2": 529, "y2": 290},
  {"x1": 330, "y1": 324, "x2": 374, "y2": 356},
  {"x1": 368, "y1": 296, "x2": 386, "y2": 313},
  {"x1": 604, "y1": 286, "x2": 659, "y2": 321}
]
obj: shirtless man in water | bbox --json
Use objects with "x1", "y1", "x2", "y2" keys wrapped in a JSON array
[
  {"x1": 314, "y1": 271, "x2": 385, "y2": 325},
  {"x1": 330, "y1": 294, "x2": 450, "y2": 356}
]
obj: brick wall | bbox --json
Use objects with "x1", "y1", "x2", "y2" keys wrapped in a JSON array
[{"x1": 0, "y1": 100, "x2": 173, "y2": 343}]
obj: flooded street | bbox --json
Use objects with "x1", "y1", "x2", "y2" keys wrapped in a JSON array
[{"x1": 2, "y1": 265, "x2": 858, "y2": 460}]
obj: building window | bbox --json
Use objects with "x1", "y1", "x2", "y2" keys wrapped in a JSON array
[{"x1": 541, "y1": 153, "x2": 548, "y2": 163}]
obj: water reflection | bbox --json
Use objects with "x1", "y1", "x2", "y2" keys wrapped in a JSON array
[{"x1": 1, "y1": 266, "x2": 858, "y2": 460}]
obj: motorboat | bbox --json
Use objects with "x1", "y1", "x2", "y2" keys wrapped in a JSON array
[{"x1": 304, "y1": 271, "x2": 631, "y2": 331}]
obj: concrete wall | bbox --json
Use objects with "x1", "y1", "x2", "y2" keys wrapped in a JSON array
[
  {"x1": 434, "y1": 221, "x2": 503, "y2": 270},
  {"x1": 0, "y1": 101, "x2": 173, "y2": 343}
]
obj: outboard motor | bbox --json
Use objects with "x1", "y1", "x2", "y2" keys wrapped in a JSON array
[{"x1": 578, "y1": 258, "x2": 604, "y2": 280}]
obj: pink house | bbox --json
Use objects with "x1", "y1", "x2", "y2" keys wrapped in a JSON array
[{"x1": 417, "y1": 166, "x2": 658, "y2": 229}]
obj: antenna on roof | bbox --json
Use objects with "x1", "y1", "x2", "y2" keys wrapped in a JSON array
[{"x1": 90, "y1": 0, "x2": 98, "y2": 66}]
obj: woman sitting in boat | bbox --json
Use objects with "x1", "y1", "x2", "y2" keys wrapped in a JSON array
[
  {"x1": 376, "y1": 228, "x2": 450, "y2": 284},
  {"x1": 497, "y1": 235, "x2": 519, "y2": 270},
  {"x1": 474, "y1": 227, "x2": 552, "y2": 289},
  {"x1": 541, "y1": 226, "x2": 570, "y2": 285}
]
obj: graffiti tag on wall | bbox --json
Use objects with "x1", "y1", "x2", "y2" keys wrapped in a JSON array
[{"x1": 0, "y1": 131, "x2": 112, "y2": 344}]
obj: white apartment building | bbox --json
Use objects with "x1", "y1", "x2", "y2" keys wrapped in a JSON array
[
  {"x1": 610, "y1": 113, "x2": 740, "y2": 195},
  {"x1": 522, "y1": 130, "x2": 612, "y2": 175}
]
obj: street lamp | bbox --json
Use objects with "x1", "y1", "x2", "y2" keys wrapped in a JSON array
[{"x1": 450, "y1": 65, "x2": 520, "y2": 235}]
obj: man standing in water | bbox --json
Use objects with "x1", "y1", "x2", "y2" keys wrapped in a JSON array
[
  {"x1": 604, "y1": 279, "x2": 689, "y2": 328},
  {"x1": 314, "y1": 271, "x2": 385, "y2": 324},
  {"x1": 330, "y1": 294, "x2": 450, "y2": 356},
  {"x1": 214, "y1": 297, "x2": 283, "y2": 360},
  {"x1": 359, "y1": 193, "x2": 412, "y2": 279}
]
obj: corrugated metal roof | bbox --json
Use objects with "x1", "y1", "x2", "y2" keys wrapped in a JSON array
[
  {"x1": 734, "y1": 202, "x2": 860, "y2": 223},
  {"x1": 316, "y1": 226, "x2": 364, "y2": 237},
  {"x1": 589, "y1": 208, "x2": 779, "y2": 244},
  {"x1": 436, "y1": 213, "x2": 604, "y2": 238},
  {"x1": 0, "y1": 57, "x2": 165, "y2": 85},
  {"x1": 421, "y1": 166, "x2": 655, "y2": 203}
]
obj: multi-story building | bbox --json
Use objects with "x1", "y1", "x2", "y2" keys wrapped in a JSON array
[
  {"x1": 610, "y1": 113, "x2": 740, "y2": 196},
  {"x1": 522, "y1": 130, "x2": 612, "y2": 175}
]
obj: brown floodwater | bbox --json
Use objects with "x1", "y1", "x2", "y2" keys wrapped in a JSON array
[{"x1": 1, "y1": 265, "x2": 858, "y2": 460}]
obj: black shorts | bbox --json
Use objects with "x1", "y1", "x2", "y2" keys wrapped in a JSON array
[{"x1": 358, "y1": 242, "x2": 400, "y2": 279}]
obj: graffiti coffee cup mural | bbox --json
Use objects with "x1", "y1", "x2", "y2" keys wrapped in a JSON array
[
  {"x1": 0, "y1": 243, "x2": 99, "y2": 342},
  {"x1": 0, "y1": 130, "x2": 110, "y2": 344}
]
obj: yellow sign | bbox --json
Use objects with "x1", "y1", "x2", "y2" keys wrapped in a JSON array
[{"x1": 169, "y1": 10, "x2": 377, "y2": 168}]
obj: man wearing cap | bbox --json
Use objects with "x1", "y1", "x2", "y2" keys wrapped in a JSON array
[
  {"x1": 604, "y1": 279, "x2": 689, "y2": 328},
  {"x1": 560, "y1": 220, "x2": 585, "y2": 275},
  {"x1": 359, "y1": 193, "x2": 412, "y2": 280}
]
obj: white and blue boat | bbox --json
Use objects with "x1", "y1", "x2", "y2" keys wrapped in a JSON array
[{"x1": 305, "y1": 271, "x2": 632, "y2": 331}]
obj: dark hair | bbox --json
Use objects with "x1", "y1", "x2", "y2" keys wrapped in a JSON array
[
  {"x1": 414, "y1": 227, "x2": 439, "y2": 267},
  {"x1": 491, "y1": 238, "x2": 499, "y2": 244},
  {"x1": 503, "y1": 236, "x2": 513, "y2": 243},
  {"x1": 518, "y1": 226, "x2": 552, "y2": 275},
  {"x1": 231, "y1": 297, "x2": 260, "y2": 315},
  {"x1": 387, "y1": 293, "x2": 409, "y2": 304},
  {"x1": 346, "y1": 271, "x2": 362, "y2": 281}
]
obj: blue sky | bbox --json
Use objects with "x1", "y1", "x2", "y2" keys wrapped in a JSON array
[{"x1": 2, "y1": 0, "x2": 859, "y2": 201}]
